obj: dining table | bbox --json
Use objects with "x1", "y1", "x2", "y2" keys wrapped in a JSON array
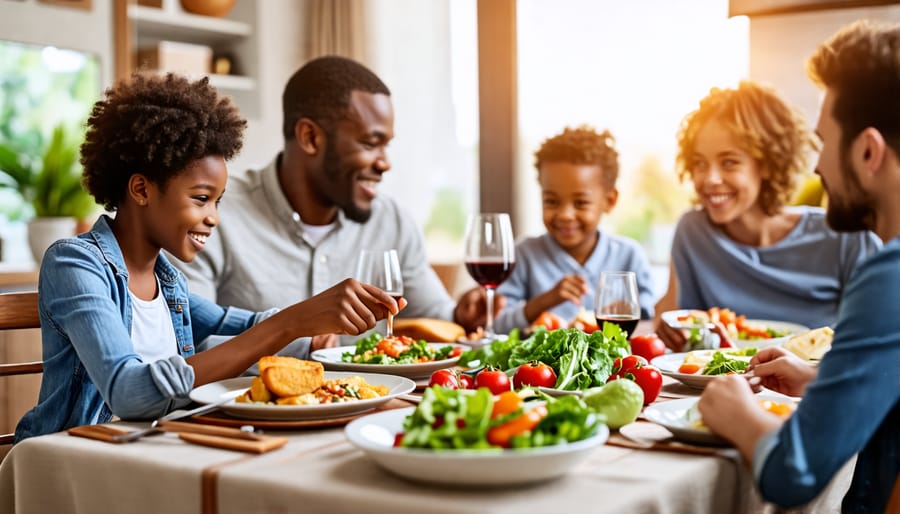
[{"x1": 0, "y1": 372, "x2": 855, "y2": 514}]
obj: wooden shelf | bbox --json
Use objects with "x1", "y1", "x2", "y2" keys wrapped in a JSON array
[{"x1": 130, "y1": 5, "x2": 251, "y2": 45}]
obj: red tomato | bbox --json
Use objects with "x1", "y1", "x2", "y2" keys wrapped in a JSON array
[
  {"x1": 613, "y1": 355, "x2": 649, "y2": 375},
  {"x1": 428, "y1": 369, "x2": 459, "y2": 389},
  {"x1": 533, "y1": 311, "x2": 566, "y2": 331},
  {"x1": 627, "y1": 366, "x2": 663, "y2": 404},
  {"x1": 393, "y1": 433, "x2": 404, "y2": 447},
  {"x1": 629, "y1": 334, "x2": 666, "y2": 362},
  {"x1": 450, "y1": 346, "x2": 463, "y2": 358},
  {"x1": 513, "y1": 361, "x2": 557, "y2": 388},
  {"x1": 475, "y1": 368, "x2": 511, "y2": 394},
  {"x1": 458, "y1": 373, "x2": 476, "y2": 390}
]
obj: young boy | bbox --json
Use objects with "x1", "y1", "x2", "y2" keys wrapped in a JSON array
[
  {"x1": 493, "y1": 126, "x2": 655, "y2": 334},
  {"x1": 15, "y1": 73, "x2": 400, "y2": 442}
]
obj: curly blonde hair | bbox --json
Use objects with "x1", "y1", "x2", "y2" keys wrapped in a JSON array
[
  {"x1": 675, "y1": 81, "x2": 817, "y2": 215},
  {"x1": 534, "y1": 125, "x2": 619, "y2": 190}
]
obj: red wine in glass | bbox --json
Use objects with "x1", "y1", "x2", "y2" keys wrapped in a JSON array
[
  {"x1": 464, "y1": 260, "x2": 515, "y2": 289},
  {"x1": 596, "y1": 315, "x2": 639, "y2": 337}
]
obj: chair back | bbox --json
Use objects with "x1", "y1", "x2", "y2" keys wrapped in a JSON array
[
  {"x1": 0, "y1": 292, "x2": 41, "y2": 446},
  {"x1": 887, "y1": 471, "x2": 900, "y2": 514}
]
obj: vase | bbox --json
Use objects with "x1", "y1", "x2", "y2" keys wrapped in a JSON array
[
  {"x1": 27, "y1": 217, "x2": 77, "y2": 264},
  {"x1": 180, "y1": 0, "x2": 236, "y2": 17}
]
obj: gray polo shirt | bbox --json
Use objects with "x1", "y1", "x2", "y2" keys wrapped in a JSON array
[{"x1": 172, "y1": 156, "x2": 456, "y2": 345}]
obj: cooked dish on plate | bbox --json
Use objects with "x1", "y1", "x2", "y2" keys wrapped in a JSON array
[{"x1": 341, "y1": 333, "x2": 460, "y2": 364}]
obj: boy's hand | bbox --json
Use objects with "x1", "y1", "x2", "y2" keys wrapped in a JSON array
[{"x1": 524, "y1": 274, "x2": 588, "y2": 323}]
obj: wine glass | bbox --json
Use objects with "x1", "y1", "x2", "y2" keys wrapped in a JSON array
[
  {"x1": 594, "y1": 271, "x2": 640, "y2": 338},
  {"x1": 463, "y1": 213, "x2": 515, "y2": 340},
  {"x1": 356, "y1": 249, "x2": 403, "y2": 337}
]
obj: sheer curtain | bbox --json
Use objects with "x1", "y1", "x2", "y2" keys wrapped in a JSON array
[{"x1": 305, "y1": 0, "x2": 366, "y2": 61}]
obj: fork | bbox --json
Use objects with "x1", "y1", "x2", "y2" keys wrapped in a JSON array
[{"x1": 112, "y1": 396, "x2": 237, "y2": 443}]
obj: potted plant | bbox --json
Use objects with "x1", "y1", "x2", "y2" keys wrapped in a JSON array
[{"x1": 0, "y1": 124, "x2": 98, "y2": 263}]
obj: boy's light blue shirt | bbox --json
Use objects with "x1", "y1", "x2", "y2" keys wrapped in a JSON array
[
  {"x1": 15, "y1": 215, "x2": 271, "y2": 442},
  {"x1": 494, "y1": 231, "x2": 655, "y2": 333}
]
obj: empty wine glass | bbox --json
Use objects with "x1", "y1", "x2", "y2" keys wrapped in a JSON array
[
  {"x1": 463, "y1": 213, "x2": 515, "y2": 341},
  {"x1": 594, "y1": 271, "x2": 640, "y2": 338},
  {"x1": 356, "y1": 249, "x2": 403, "y2": 337}
]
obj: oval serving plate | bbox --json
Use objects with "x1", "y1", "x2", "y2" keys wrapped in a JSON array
[
  {"x1": 189, "y1": 371, "x2": 415, "y2": 421},
  {"x1": 310, "y1": 343, "x2": 465, "y2": 379}
]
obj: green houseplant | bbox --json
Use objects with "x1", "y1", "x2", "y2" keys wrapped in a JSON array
[{"x1": 0, "y1": 124, "x2": 98, "y2": 262}]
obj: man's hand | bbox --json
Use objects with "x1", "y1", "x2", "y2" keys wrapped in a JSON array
[
  {"x1": 310, "y1": 334, "x2": 339, "y2": 352},
  {"x1": 698, "y1": 375, "x2": 785, "y2": 462},
  {"x1": 454, "y1": 286, "x2": 506, "y2": 333},
  {"x1": 746, "y1": 346, "x2": 818, "y2": 397}
]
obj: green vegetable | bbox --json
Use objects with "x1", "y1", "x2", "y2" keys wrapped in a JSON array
[
  {"x1": 459, "y1": 326, "x2": 629, "y2": 391},
  {"x1": 513, "y1": 395, "x2": 601, "y2": 448},
  {"x1": 582, "y1": 379, "x2": 644, "y2": 429},
  {"x1": 702, "y1": 351, "x2": 751, "y2": 375},
  {"x1": 340, "y1": 333, "x2": 453, "y2": 364}
]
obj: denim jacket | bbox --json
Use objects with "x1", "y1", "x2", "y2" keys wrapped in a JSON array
[{"x1": 15, "y1": 215, "x2": 268, "y2": 442}]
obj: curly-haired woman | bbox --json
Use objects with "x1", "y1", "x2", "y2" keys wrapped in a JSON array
[
  {"x1": 654, "y1": 81, "x2": 880, "y2": 351},
  {"x1": 492, "y1": 125, "x2": 655, "y2": 334},
  {"x1": 15, "y1": 74, "x2": 401, "y2": 442}
]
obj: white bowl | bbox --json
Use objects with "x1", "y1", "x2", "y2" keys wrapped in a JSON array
[{"x1": 345, "y1": 407, "x2": 609, "y2": 486}]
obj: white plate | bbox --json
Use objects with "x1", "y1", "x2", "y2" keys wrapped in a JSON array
[
  {"x1": 643, "y1": 394, "x2": 797, "y2": 446},
  {"x1": 651, "y1": 351, "x2": 754, "y2": 390},
  {"x1": 310, "y1": 344, "x2": 465, "y2": 379},
  {"x1": 660, "y1": 309, "x2": 714, "y2": 330},
  {"x1": 189, "y1": 372, "x2": 416, "y2": 421},
  {"x1": 345, "y1": 407, "x2": 609, "y2": 486},
  {"x1": 642, "y1": 397, "x2": 727, "y2": 445}
]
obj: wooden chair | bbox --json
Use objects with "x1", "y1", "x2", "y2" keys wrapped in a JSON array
[
  {"x1": 887, "y1": 471, "x2": 900, "y2": 514},
  {"x1": 0, "y1": 292, "x2": 41, "y2": 446}
]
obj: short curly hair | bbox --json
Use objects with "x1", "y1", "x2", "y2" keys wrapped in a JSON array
[
  {"x1": 807, "y1": 20, "x2": 900, "y2": 159},
  {"x1": 81, "y1": 73, "x2": 246, "y2": 211},
  {"x1": 675, "y1": 81, "x2": 817, "y2": 215},
  {"x1": 534, "y1": 126, "x2": 620, "y2": 191},
  {"x1": 282, "y1": 56, "x2": 390, "y2": 139}
]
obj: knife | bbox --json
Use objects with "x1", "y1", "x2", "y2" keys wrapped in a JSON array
[{"x1": 111, "y1": 395, "x2": 238, "y2": 443}]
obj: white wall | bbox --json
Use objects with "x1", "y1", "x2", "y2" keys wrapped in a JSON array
[
  {"x1": 747, "y1": 5, "x2": 900, "y2": 124},
  {"x1": 0, "y1": 0, "x2": 114, "y2": 87}
]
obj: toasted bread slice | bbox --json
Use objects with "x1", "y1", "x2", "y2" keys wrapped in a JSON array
[
  {"x1": 783, "y1": 326, "x2": 834, "y2": 361},
  {"x1": 261, "y1": 360, "x2": 324, "y2": 397},
  {"x1": 258, "y1": 355, "x2": 313, "y2": 373},
  {"x1": 392, "y1": 318, "x2": 465, "y2": 342},
  {"x1": 249, "y1": 375, "x2": 272, "y2": 403}
]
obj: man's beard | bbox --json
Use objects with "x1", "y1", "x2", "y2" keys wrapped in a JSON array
[
  {"x1": 322, "y1": 142, "x2": 372, "y2": 223},
  {"x1": 825, "y1": 150, "x2": 876, "y2": 233}
]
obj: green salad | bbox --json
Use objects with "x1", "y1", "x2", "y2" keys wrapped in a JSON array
[
  {"x1": 458, "y1": 325, "x2": 630, "y2": 391},
  {"x1": 341, "y1": 333, "x2": 456, "y2": 364},
  {"x1": 399, "y1": 387, "x2": 602, "y2": 450},
  {"x1": 702, "y1": 347, "x2": 758, "y2": 375}
]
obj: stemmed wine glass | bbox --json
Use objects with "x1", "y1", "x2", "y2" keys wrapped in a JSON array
[
  {"x1": 463, "y1": 213, "x2": 515, "y2": 341},
  {"x1": 356, "y1": 249, "x2": 404, "y2": 337},
  {"x1": 594, "y1": 271, "x2": 640, "y2": 338}
]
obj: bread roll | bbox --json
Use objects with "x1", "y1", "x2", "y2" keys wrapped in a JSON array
[{"x1": 392, "y1": 318, "x2": 465, "y2": 342}]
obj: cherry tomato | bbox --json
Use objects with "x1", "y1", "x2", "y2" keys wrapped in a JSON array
[
  {"x1": 458, "y1": 373, "x2": 476, "y2": 390},
  {"x1": 428, "y1": 369, "x2": 459, "y2": 389},
  {"x1": 393, "y1": 433, "x2": 404, "y2": 447},
  {"x1": 486, "y1": 405, "x2": 547, "y2": 447},
  {"x1": 450, "y1": 346, "x2": 463, "y2": 358},
  {"x1": 613, "y1": 355, "x2": 649, "y2": 375},
  {"x1": 491, "y1": 391, "x2": 523, "y2": 418},
  {"x1": 629, "y1": 333, "x2": 666, "y2": 362},
  {"x1": 475, "y1": 367, "x2": 511, "y2": 395},
  {"x1": 513, "y1": 361, "x2": 557, "y2": 388},
  {"x1": 533, "y1": 311, "x2": 566, "y2": 331},
  {"x1": 627, "y1": 366, "x2": 663, "y2": 404}
]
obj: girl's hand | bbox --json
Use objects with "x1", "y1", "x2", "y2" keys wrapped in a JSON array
[{"x1": 290, "y1": 278, "x2": 404, "y2": 336}]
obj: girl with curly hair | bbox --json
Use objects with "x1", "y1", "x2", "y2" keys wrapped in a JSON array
[
  {"x1": 15, "y1": 74, "x2": 401, "y2": 442},
  {"x1": 654, "y1": 80, "x2": 880, "y2": 351},
  {"x1": 492, "y1": 126, "x2": 655, "y2": 334}
]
